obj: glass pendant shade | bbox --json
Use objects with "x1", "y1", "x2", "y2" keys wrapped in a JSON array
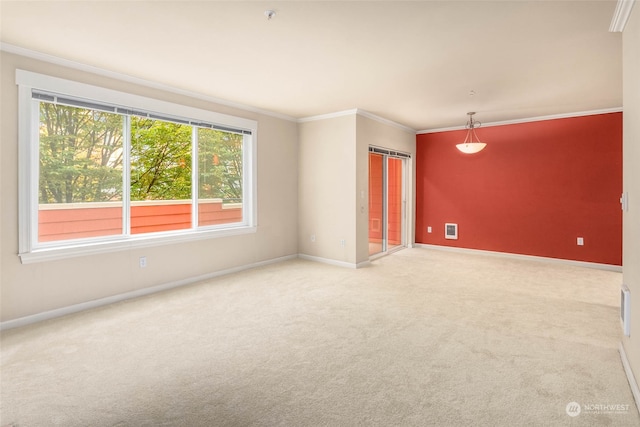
[
  {"x1": 456, "y1": 112, "x2": 487, "y2": 154},
  {"x1": 456, "y1": 141, "x2": 487, "y2": 154}
]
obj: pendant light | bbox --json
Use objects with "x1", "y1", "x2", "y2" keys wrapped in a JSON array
[{"x1": 456, "y1": 112, "x2": 487, "y2": 154}]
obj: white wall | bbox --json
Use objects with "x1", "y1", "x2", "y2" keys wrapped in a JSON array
[
  {"x1": 0, "y1": 52, "x2": 299, "y2": 323},
  {"x1": 0, "y1": 53, "x2": 416, "y2": 324},
  {"x1": 298, "y1": 115, "x2": 357, "y2": 264},
  {"x1": 621, "y1": 3, "x2": 640, "y2": 395},
  {"x1": 298, "y1": 111, "x2": 416, "y2": 267}
]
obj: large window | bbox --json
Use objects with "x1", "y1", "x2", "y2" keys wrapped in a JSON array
[{"x1": 18, "y1": 70, "x2": 257, "y2": 263}]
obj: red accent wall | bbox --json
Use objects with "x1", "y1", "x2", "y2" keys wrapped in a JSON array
[{"x1": 416, "y1": 113, "x2": 622, "y2": 265}]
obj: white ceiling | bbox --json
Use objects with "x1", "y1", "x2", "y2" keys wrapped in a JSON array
[{"x1": 0, "y1": 1, "x2": 622, "y2": 131}]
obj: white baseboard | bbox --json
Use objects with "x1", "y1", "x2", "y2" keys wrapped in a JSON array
[
  {"x1": 2, "y1": 245, "x2": 616, "y2": 330},
  {"x1": 298, "y1": 253, "x2": 370, "y2": 269},
  {"x1": 0, "y1": 254, "x2": 297, "y2": 331},
  {"x1": 619, "y1": 342, "x2": 640, "y2": 416},
  {"x1": 414, "y1": 244, "x2": 623, "y2": 272}
]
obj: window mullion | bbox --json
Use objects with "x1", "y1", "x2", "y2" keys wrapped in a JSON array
[
  {"x1": 123, "y1": 115, "x2": 131, "y2": 236},
  {"x1": 192, "y1": 126, "x2": 198, "y2": 229},
  {"x1": 244, "y1": 133, "x2": 255, "y2": 227}
]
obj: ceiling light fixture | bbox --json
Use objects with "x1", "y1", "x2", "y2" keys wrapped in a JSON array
[
  {"x1": 264, "y1": 10, "x2": 276, "y2": 20},
  {"x1": 456, "y1": 112, "x2": 487, "y2": 154}
]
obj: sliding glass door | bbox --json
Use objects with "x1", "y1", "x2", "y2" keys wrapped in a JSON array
[
  {"x1": 369, "y1": 153, "x2": 384, "y2": 255},
  {"x1": 368, "y1": 148, "x2": 408, "y2": 256}
]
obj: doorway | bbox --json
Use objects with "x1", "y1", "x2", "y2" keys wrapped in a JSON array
[{"x1": 368, "y1": 147, "x2": 408, "y2": 257}]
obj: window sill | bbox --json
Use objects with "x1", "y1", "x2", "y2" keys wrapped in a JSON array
[{"x1": 19, "y1": 225, "x2": 257, "y2": 264}]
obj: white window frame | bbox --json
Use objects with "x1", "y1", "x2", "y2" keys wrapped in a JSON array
[{"x1": 17, "y1": 70, "x2": 258, "y2": 264}]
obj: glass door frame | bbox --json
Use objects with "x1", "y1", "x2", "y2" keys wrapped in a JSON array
[{"x1": 368, "y1": 146, "x2": 410, "y2": 258}]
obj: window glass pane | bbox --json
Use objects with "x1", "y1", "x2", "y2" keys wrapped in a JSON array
[
  {"x1": 38, "y1": 103, "x2": 124, "y2": 242},
  {"x1": 130, "y1": 117, "x2": 192, "y2": 234},
  {"x1": 197, "y1": 128, "x2": 243, "y2": 227},
  {"x1": 368, "y1": 152, "x2": 384, "y2": 255},
  {"x1": 387, "y1": 157, "x2": 403, "y2": 249}
]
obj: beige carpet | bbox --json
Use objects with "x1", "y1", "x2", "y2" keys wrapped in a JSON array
[{"x1": 1, "y1": 248, "x2": 638, "y2": 426}]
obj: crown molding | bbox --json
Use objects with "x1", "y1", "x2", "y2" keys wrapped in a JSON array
[
  {"x1": 1, "y1": 42, "x2": 298, "y2": 122},
  {"x1": 355, "y1": 109, "x2": 416, "y2": 134},
  {"x1": 1, "y1": 43, "x2": 414, "y2": 131},
  {"x1": 298, "y1": 108, "x2": 415, "y2": 134},
  {"x1": 417, "y1": 108, "x2": 623, "y2": 134},
  {"x1": 3, "y1": 42, "x2": 622, "y2": 135},
  {"x1": 609, "y1": 0, "x2": 636, "y2": 32},
  {"x1": 297, "y1": 109, "x2": 359, "y2": 123}
]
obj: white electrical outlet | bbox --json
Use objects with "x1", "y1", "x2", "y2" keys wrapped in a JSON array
[
  {"x1": 311, "y1": 234, "x2": 316, "y2": 242},
  {"x1": 427, "y1": 226, "x2": 432, "y2": 233},
  {"x1": 139, "y1": 256, "x2": 147, "y2": 268},
  {"x1": 577, "y1": 237, "x2": 584, "y2": 246},
  {"x1": 340, "y1": 239, "x2": 346, "y2": 247}
]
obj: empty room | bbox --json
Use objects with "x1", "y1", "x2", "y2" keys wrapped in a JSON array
[{"x1": 1, "y1": 1, "x2": 640, "y2": 426}]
